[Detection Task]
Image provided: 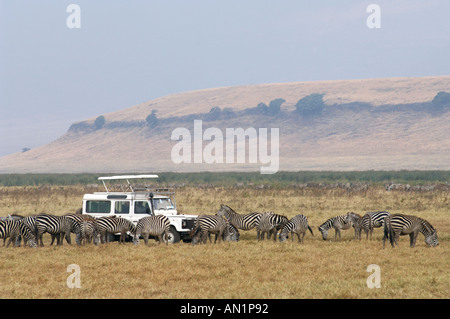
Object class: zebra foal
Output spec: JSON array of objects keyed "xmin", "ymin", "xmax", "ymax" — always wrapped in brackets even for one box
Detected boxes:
[
  {"xmin": 345, "ymin": 212, "xmax": 363, "ymax": 240},
  {"xmin": 383, "ymin": 214, "xmax": 438, "ymax": 248},
  {"xmin": 134, "ymin": 215, "xmax": 170, "ymax": 246},
  {"xmin": 318, "ymin": 214, "xmax": 352, "ymax": 241},
  {"xmin": 279, "ymin": 214, "xmax": 314, "ymax": 243}
]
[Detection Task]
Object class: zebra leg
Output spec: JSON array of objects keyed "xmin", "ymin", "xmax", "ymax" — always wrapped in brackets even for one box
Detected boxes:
[
  {"xmin": 143, "ymin": 233, "xmax": 149, "ymax": 246},
  {"xmin": 163, "ymin": 231, "xmax": 169, "ymax": 245},
  {"xmin": 410, "ymin": 230, "xmax": 419, "ymax": 248},
  {"xmin": 6, "ymin": 235, "xmax": 16, "ymax": 248}
]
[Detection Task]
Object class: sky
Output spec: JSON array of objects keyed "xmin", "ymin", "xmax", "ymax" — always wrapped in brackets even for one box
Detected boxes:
[{"xmin": 0, "ymin": 0, "xmax": 449, "ymax": 157}]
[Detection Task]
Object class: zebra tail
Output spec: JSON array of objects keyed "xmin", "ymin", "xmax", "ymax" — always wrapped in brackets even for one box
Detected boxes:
[{"xmin": 308, "ymin": 226, "xmax": 314, "ymax": 236}]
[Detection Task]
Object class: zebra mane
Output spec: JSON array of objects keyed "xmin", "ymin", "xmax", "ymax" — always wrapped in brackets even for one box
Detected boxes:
[
  {"xmin": 420, "ymin": 217, "xmax": 435, "ymax": 234},
  {"xmin": 219, "ymin": 204, "xmax": 238, "ymax": 215}
]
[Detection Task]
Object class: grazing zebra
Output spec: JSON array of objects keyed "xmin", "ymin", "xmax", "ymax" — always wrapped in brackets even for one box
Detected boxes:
[
  {"xmin": 134, "ymin": 215, "xmax": 171, "ymax": 246},
  {"xmin": 216, "ymin": 204, "xmax": 262, "ymax": 231},
  {"xmin": 96, "ymin": 216, "xmax": 136, "ymax": 244},
  {"xmin": 190, "ymin": 215, "xmax": 229, "ymax": 244},
  {"xmin": 0, "ymin": 220, "xmax": 37, "ymax": 248},
  {"xmin": 318, "ymin": 214, "xmax": 352, "ymax": 241},
  {"xmin": 256, "ymin": 212, "xmax": 289, "ymax": 241},
  {"xmin": 79, "ymin": 217, "xmax": 99, "ymax": 245},
  {"xmin": 360, "ymin": 211, "xmax": 390, "ymax": 240},
  {"xmin": 345, "ymin": 212, "xmax": 364, "ymax": 240},
  {"xmin": 383, "ymin": 214, "xmax": 438, "ymax": 248},
  {"xmin": 35, "ymin": 214, "xmax": 75, "ymax": 246},
  {"xmin": 279, "ymin": 214, "xmax": 314, "ymax": 243},
  {"xmin": 192, "ymin": 222, "xmax": 240, "ymax": 245}
]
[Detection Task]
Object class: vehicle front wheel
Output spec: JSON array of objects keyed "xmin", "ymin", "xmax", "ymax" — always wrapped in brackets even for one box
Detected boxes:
[{"xmin": 167, "ymin": 226, "xmax": 181, "ymax": 244}]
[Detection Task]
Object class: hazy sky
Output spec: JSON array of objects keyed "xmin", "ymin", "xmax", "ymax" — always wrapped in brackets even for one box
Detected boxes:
[{"xmin": 1, "ymin": 0, "xmax": 449, "ymax": 157}]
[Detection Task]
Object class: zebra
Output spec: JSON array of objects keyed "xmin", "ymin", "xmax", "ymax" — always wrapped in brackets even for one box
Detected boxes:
[
  {"xmin": 134, "ymin": 215, "xmax": 171, "ymax": 246},
  {"xmin": 383, "ymin": 214, "xmax": 438, "ymax": 248},
  {"xmin": 0, "ymin": 220, "xmax": 37, "ymax": 248},
  {"xmin": 79, "ymin": 217, "xmax": 99, "ymax": 245},
  {"xmin": 345, "ymin": 212, "xmax": 364, "ymax": 240},
  {"xmin": 318, "ymin": 214, "xmax": 353, "ymax": 241},
  {"xmin": 279, "ymin": 214, "xmax": 314, "ymax": 243},
  {"xmin": 190, "ymin": 215, "xmax": 229, "ymax": 244},
  {"xmin": 256, "ymin": 212, "xmax": 289, "ymax": 241},
  {"xmin": 216, "ymin": 204, "xmax": 262, "ymax": 231},
  {"xmin": 96, "ymin": 216, "xmax": 136, "ymax": 244},
  {"xmin": 360, "ymin": 211, "xmax": 390, "ymax": 240},
  {"xmin": 35, "ymin": 214, "xmax": 76, "ymax": 246},
  {"xmin": 191, "ymin": 221, "xmax": 240, "ymax": 245}
]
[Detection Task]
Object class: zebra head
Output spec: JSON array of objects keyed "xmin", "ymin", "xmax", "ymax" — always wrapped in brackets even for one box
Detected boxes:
[
  {"xmin": 278, "ymin": 229, "xmax": 288, "ymax": 242},
  {"xmin": 318, "ymin": 226, "xmax": 328, "ymax": 240},
  {"xmin": 425, "ymin": 229, "xmax": 439, "ymax": 247},
  {"xmin": 27, "ymin": 237, "xmax": 38, "ymax": 248}
]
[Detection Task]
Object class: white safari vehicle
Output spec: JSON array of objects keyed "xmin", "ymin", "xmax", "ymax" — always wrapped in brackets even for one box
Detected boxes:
[{"xmin": 81, "ymin": 175, "xmax": 197, "ymax": 243}]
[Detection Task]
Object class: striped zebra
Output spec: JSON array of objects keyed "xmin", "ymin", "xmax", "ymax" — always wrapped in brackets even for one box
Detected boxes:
[
  {"xmin": 79, "ymin": 217, "xmax": 99, "ymax": 246},
  {"xmin": 345, "ymin": 212, "xmax": 364, "ymax": 240},
  {"xmin": 361, "ymin": 211, "xmax": 390, "ymax": 240},
  {"xmin": 0, "ymin": 220, "xmax": 37, "ymax": 248},
  {"xmin": 383, "ymin": 214, "xmax": 438, "ymax": 248},
  {"xmin": 35, "ymin": 214, "xmax": 76, "ymax": 246},
  {"xmin": 256, "ymin": 212, "xmax": 289, "ymax": 241},
  {"xmin": 318, "ymin": 214, "xmax": 352, "ymax": 241},
  {"xmin": 279, "ymin": 214, "xmax": 314, "ymax": 243},
  {"xmin": 192, "ymin": 222, "xmax": 240, "ymax": 245},
  {"xmin": 134, "ymin": 215, "xmax": 171, "ymax": 246},
  {"xmin": 190, "ymin": 215, "xmax": 229, "ymax": 244},
  {"xmin": 96, "ymin": 216, "xmax": 136, "ymax": 244},
  {"xmin": 216, "ymin": 204, "xmax": 262, "ymax": 231}
]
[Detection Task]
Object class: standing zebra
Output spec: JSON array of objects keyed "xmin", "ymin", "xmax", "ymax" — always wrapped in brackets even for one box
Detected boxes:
[
  {"xmin": 345, "ymin": 212, "xmax": 363, "ymax": 240},
  {"xmin": 256, "ymin": 212, "xmax": 289, "ymax": 241},
  {"xmin": 0, "ymin": 220, "xmax": 37, "ymax": 248},
  {"xmin": 190, "ymin": 215, "xmax": 229, "ymax": 244},
  {"xmin": 216, "ymin": 204, "xmax": 262, "ymax": 231},
  {"xmin": 96, "ymin": 216, "xmax": 136, "ymax": 244},
  {"xmin": 134, "ymin": 215, "xmax": 171, "ymax": 246},
  {"xmin": 383, "ymin": 214, "xmax": 438, "ymax": 248},
  {"xmin": 279, "ymin": 214, "xmax": 314, "ymax": 243},
  {"xmin": 361, "ymin": 211, "xmax": 390, "ymax": 240},
  {"xmin": 79, "ymin": 217, "xmax": 99, "ymax": 245},
  {"xmin": 318, "ymin": 214, "xmax": 352, "ymax": 241},
  {"xmin": 35, "ymin": 214, "xmax": 76, "ymax": 246}
]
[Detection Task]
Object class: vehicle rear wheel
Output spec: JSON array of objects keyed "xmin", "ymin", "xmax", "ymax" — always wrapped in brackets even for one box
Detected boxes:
[{"xmin": 167, "ymin": 226, "xmax": 181, "ymax": 244}]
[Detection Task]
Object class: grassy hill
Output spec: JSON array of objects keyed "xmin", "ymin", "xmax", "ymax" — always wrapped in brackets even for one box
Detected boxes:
[{"xmin": 1, "ymin": 76, "xmax": 449, "ymax": 173}]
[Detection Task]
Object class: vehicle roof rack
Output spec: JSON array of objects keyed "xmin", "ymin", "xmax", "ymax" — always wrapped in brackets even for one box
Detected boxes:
[{"xmin": 98, "ymin": 174, "xmax": 159, "ymax": 193}]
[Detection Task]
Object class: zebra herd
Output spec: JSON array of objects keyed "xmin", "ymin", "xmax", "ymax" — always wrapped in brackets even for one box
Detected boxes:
[
  {"xmin": 0, "ymin": 213, "xmax": 173, "ymax": 247},
  {"xmin": 0, "ymin": 205, "xmax": 439, "ymax": 248},
  {"xmin": 191, "ymin": 205, "xmax": 439, "ymax": 248}
]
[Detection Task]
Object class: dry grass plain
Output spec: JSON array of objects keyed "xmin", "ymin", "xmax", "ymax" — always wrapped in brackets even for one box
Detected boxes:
[{"xmin": 0, "ymin": 185, "xmax": 449, "ymax": 299}]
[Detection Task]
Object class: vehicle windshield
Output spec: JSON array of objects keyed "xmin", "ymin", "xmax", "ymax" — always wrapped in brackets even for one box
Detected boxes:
[{"xmin": 153, "ymin": 198, "xmax": 175, "ymax": 210}]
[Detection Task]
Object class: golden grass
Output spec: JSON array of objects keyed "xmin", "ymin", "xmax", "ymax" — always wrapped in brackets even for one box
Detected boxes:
[{"xmin": 0, "ymin": 185, "xmax": 449, "ymax": 299}]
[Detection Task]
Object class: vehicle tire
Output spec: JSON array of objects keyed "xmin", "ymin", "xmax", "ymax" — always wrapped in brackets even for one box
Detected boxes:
[{"xmin": 167, "ymin": 226, "xmax": 181, "ymax": 244}]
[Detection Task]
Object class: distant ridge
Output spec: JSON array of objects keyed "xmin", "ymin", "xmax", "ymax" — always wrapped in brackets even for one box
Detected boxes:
[{"xmin": 1, "ymin": 76, "xmax": 449, "ymax": 173}]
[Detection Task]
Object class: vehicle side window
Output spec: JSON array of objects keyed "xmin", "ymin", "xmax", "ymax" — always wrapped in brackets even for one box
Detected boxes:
[
  {"xmin": 135, "ymin": 201, "xmax": 150, "ymax": 214},
  {"xmin": 115, "ymin": 201, "xmax": 130, "ymax": 214},
  {"xmin": 86, "ymin": 201, "xmax": 111, "ymax": 214}
]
